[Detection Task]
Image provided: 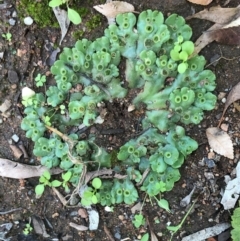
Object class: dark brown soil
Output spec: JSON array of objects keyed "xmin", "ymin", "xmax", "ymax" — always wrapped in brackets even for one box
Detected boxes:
[{"xmin": 0, "ymin": 0, "xmax": 239, "ymax": 240}]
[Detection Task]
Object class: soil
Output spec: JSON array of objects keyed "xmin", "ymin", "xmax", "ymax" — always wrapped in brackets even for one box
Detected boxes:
[{"xmin": 0, "ymin": 0, "xmax": 240, "ymax": 241}]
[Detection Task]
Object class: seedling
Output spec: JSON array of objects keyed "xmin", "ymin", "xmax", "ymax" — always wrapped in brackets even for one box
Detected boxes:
[
  {"xmin": 141, "ymin": 233, "xmax": 149, "ymax": 241},
  {"xmin": 23, "ymin": 222, "xmax": 33, "ymax": 235},
  {"xmin": 2, "ymin": 32, "xmax": 12, "ymax": 42},
  {"xmin": 61, "ymin": 171, "xmax": 72, "ymax": 193},
  {"xmin": 81, "ymin": 178, "xmax": 102, "ymax": 206},
  {"xmin": 133, "ymin": 213, "xmax": 146, "ymax": 228},
  {"xmin": 35, "ymin": 73, "xmax": 46, "ymax": 87},
  {"xmin": 35, "ymin": 171, "xmax": 62, "ymax": 198},
  {"xmin": 167, "ymin": 198, "xmax": 197, "ymax": 241}
]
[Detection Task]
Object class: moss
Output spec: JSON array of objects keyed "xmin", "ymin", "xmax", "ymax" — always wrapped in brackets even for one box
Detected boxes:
[
  {"xmin": 16, "ymin": 0, "xmax": 58, "ymax": 28},
  {"xmin": 72, "ymin": 30, "xmax": 85, "ymax": 40},
  {"xmin": 86, "ymin": 14, "xmax": 102, "ymax": 31}
]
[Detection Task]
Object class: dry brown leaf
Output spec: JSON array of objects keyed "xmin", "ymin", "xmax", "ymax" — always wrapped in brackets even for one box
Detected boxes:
[
  {"xmin": 188, "ymin": 5, "xmax": 240, "ymax": 55},
  {"xmin": 206, "ymin": 127, "xmax": 234, "ymax": 159},
  {"xmin": 93, "ymin": 1, "xmax": 134, "ymax": 18},
  {"xmin": 186, "ymin": 6, "xmax": 240, "ymax": 24},
  {"xmin": 187, "ymin": 0, "xmax": 213, "ymax": 5},
  {"xmin": 233, "ymin": 102, "xmax": 240, "ymax": 112},
  {"xmin": 218, "ymin": 82, "xmax": 240, "ymax": 126}
]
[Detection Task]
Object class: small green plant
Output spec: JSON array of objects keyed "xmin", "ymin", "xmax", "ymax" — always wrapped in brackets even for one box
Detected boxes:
[
  {"xmin": 167, "ymin": 198, "xmax": 197, "ymax": 241},
  {"xmin": 35, "ymin": 171, "xmax": 62, "ymax": 198},
  {"xmin": 35, "ymin": 73, "xmax": 47, "ymax": 87},
  {"xmin": 81, "ymin": 178, "xmax": 102, "ymax": 206},
  {"xmin": 141, "ymin": 233, "xmax": 149, "ymax": 241},
  {"xmin": 2, "ymin": 32, "xmax": 12, "ymax": 42},
  {"xmin": 49, "ymin": 0, "xmax": 81, "ymax": 25},
  {"xmin": 133, "ymin": 213, "xmax": 146, "ymax": 228},
  {"xmin": 23, "ymin": 222, "xmax": 33, "ymax": 235},
  {"xmin": 61, "ymin": 171, "xmax": 72, "ymax": 193},
  {"xmin": 231, "ymin": 206, "xmax": 240, "ymax": 241}
]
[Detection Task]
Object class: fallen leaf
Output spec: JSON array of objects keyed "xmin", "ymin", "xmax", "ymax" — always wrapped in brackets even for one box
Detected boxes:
[
  {"xmin": 93, "ymin": 1, "xmax": 134, "ymax": 19},
  {"xmin": 187, "ymin": 0, "xmax": 213, "ymax": 5},
  {"xmin": 182, "ymin": 223, "xmax": 231, "ymax": 241},
  {"xmin": 186, "ymin": 6, "xmax": 240, "ymax": 24},
  {"xmin": 187, "ymin": 5, "xmax": 240, "ymax": 55},
  {"xmin": 221, "ymin": 162, "xmax": 240, "ymax": 209},
  {"xmin": 52, "ymin": 7, "xmax": 70, "ymax": 45},
  {"xmin": 146, "ymin": 216, "xmax": 158, "ymax": 241},
  {"xmin": 32, "ymin": 216, "xmax": 50, "ymax": 238},
  {"xmin": 218, "ymin": 81, "xmax": 240, "ymax": 126},
  {"xmin": 69, "ymin": 222, "xmax": 88, "ymax": 231},
  {"xmin": 206, "ymin": 127, "xmax": 234, "ymax": 159},
  {"xmin": 233, "ymin": 102, "xmax": 240, "ymax": 112}
]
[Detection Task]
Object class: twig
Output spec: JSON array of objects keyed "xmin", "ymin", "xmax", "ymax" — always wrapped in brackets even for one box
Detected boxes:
[
  {"xmin": 104, "ymin": 224, "xmax": 115, "ymax": 241},
  {"xmin": 0, "ymin": 208, "xmax": 22, "ymax": 215},
  {"xmin": 205, "ymin": 46, "xmax": 240, "ymax": 68}
]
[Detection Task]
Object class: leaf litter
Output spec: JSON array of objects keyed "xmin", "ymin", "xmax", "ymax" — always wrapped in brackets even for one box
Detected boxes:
[
  {"xmin": 187, "ymin": 5, "xmax": 240, "ymax": 55},
  {"xmin": 205, "ymin": 80, "xmax": 240, "ymax": 159},
  {"xmin": 206, "ymin": 127, "xmax": 234, "ymax": 159}
]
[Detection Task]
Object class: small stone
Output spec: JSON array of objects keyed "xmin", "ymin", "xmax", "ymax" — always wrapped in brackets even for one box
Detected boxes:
[
  {"xmin": 11, "ymin": 84, "xmax": 17, "ymax": 90},
  {"xmin": 11, "ymin": 134, "xmax": 19, "ymax": 142},
  {"xmin": 217, "ymin": 92, "xmax": 226, "ymax": 100},
  {"xmin": 221, "ymin": 97, "xmax": 226, "ymax": 103},
  {"xmin": 221, "ymin": 123, "xmax": 229, "ymax": 132},
  {"xmin": 114, "ymin": 232, "xmax": 121, "ymax": 239},
  {"xmin": 8, "ymin": 70, "xmax": 19, "ymax": 83},
  {"xmin": 208, "ymin": 151, "xmax": 215, "ymax": 159},
  {"xmin": 24, "ymin": 16, "xmax": 33, "ymax": 25},
  {"xmin": 0, "ymin": 119, "xmax": 3, "ymax": 124},
  {"xmin": 118, "ymin": 215, "xmax": 124, "ymax": 221},
  {"xmin": 12, "ymin": 11, "xmax": 17, "ymax": 18},
  {"xmin": 0, "ymin": 99, "xmax": 11, "ymax": 113},
  {"xmin": 128, "ymin": 104, "xmax": 135, "ymax": 112},
  {"xmin": 52, "ymin": 213, "xmax": 59, "ymax": 218},
  {"xmin": 9, "ymin": 18, "xmax": 16, "ymax": 25}
]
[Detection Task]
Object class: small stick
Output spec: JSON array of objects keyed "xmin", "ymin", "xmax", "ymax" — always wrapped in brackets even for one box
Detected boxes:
[
  {"xmin": 0, "ymin": 208, "xmax": 22, "ymax": 215},
  {"xmin": 103, "ymin": 224, "xmax": 115, "ymax": 241}
]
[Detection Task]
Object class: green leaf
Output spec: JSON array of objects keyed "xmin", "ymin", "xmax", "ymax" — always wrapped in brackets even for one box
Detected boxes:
[
  {"xmin": 43, "ymin": 171, "xmax": 51, "ymax": 180},
  {"xmin": 51, "ymin": 180, "xmax": 62, "ymax": 187},
  {"xmin": 92, "ymin": 178, "xmax": 102, "ymax": 189},
  {"xmin": 62, "ymin": 171, "xmax": 72, "ymax": 182},
  {"xmin": 68, "ymin": 8, "xmax": 81, "ymax": 25},
  {"xmin": 91, "ymin": 195, "xmax": 98, "ymax": 204},
  {"xmin": 35, "ymin": 184, "xmax": 45, "ymax": 196},
  {"xmin": 157, "ymin": 199, "xmax": 171, "ymax": 213},
  {"xmin": 140, "ymin": 233, "xmax": 149, "ymax": 241},
  {"xmin": 49, "ymin": 0, "xmax": 63, "ymax": 7},
  {"xmin": 167, "ymin": 225, "xmax": 181, "ymax": 232},
  {"xmin": 178, "ymin": 62, "xmax": 188, "ymax": 74}
]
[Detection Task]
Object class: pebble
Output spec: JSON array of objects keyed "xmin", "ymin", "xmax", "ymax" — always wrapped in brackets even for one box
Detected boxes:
[
  {"xmin": 9, "ymin": 18, "xmax": 16, "ymax": 25},
  {"xmin": 220, "ymin": 123, "xmax": 229, "ymax": 132},
  {"xmin": 0, "ymin": 99, "xmax": 11, "ymax": 113},
  {"xmin": 24, "ymin": 16, "xmax": 33, "ymax": 25},
  {"xmin": 0, "ymin": 119, "xmax": 2, "ymax": 124},
  {"xmin": 11, "ymin": 84, "xmax": 17, "ymax": 90},
  {"xmin": 217, "ymin": 92, "xmax": 226, "ymax": 100},
  {"xmin": 12, "ymin": 11, "xmax": 17, "ymax": 18},
  {"xmin": 204, "ymin": 158, "xmax": 216, "ymax": 168},
  {"xmin": 8, "ymin": 70, "xmax": 19, "ymax": 83},
  {"xmin": 114, "ymin": 232, "xmax": 121, "ymax": 239},
  {"xmin": 11, "ymin": 134, "xmax": 19, "ymax": 142},
  {"xmin": 221, "ymin": 97, "xmax": 226, "ymax": 103}
]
